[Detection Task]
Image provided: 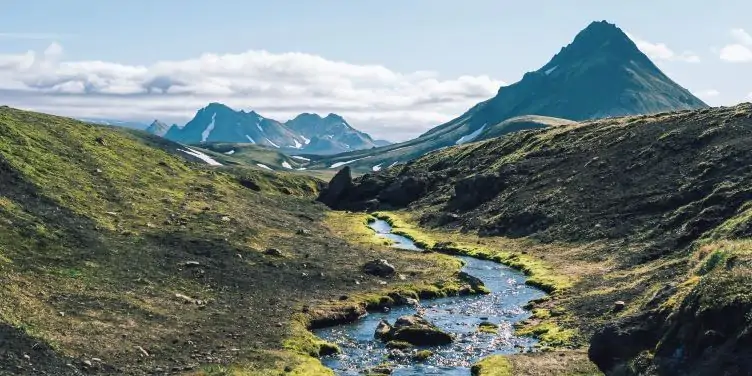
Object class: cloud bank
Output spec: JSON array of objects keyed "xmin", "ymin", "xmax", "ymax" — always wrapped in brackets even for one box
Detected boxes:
[
  {"xmin": 0, "ymin": 43, "xmax": 506, "ymax": 141},
  {"xmin": 720, "ymin": 28, "xmax": 752, "ymax": 63}
]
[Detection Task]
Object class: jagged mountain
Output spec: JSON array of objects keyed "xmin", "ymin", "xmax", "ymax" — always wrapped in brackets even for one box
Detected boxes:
[
  {"xmin": 310, "ymin": 20, "xmax": 708, "ymax": 172},
  {"xmin": 162, "ymin": 103, "xmax": 385, "ymax": 155},
  {"xmin": 286, "ymin": 113, "xmax": 382, "ymax": 154},
  {"xmin": 145, "ymin": 119, "xmax": 172, "ymax": 137},
  {"xmin": 164, "ymin": 103, "xmax": 306, "ymax": 149}
]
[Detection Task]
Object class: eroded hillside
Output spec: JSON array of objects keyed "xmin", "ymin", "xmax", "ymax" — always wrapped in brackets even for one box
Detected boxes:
[{"xmin": 319, "ymin": 103, "xmax": 752, "ymax": 375}]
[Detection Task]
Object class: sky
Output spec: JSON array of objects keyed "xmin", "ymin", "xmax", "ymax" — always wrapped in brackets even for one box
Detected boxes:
[{"xmin": 1, "ymin": 0, "xmax": 751, "ymax": 141}]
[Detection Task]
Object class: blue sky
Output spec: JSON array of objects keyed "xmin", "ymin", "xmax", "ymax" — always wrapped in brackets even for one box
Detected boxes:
[{"xmin": 1, "ymin": 0, "xmax": 751, "ymax": 140}]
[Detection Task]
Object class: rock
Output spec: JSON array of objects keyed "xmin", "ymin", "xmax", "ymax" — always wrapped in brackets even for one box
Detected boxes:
[
  {"xmin": 264, "ymin": 248, "xmax": 284, "ymax": 257},
  {"xmin": 182, "ymin": 261, "xmax": 201, "ymax": 267},
  {"xmin": 588, "ymin": 311, "xmax": 662, "ymax": 372},
  {"xmin": 296, "ymin": 229, "xmax": 311, "ymax": 236},
  {"xmin": 458, "ymin": 271, "xmax": 485, "ymax": 289},
  {"xmin": 366, "ymin": 364, "xmax": 394, "ymax": 375},
  {"xmin": 613, "ymin": 300, "xmax": 626, "ymax": 312},
  {"xmin": 374, "ymin": 319, "xmax": 393, "ymax": 340},
  {"xmin": 413, "ymin": 350, "xmax": 433, "ymax": 361},
  {"xmin": 316, "ymin": 166, "xmax": 353, "ymax": 208},
  {"xmin": 478, "ymin": 321, "xmax": 499, "ymax": 333},
  {"xmin": 385, "ymin": 340, "xmax": 413, "ymax": 349},
  {"xmin": 82, "ymin": 360, "xmax": 92, "ymax": 367},
  {"xmin": 388, "ymin": 315, "xmax": 453, "ymax": 346},
  {"xmin": 363, "ymin": 259, "xmax": 396, "ymax": 277}
]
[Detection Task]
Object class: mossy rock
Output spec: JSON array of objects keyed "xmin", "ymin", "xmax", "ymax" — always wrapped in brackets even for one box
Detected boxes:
[{"xmin": 413, "ymin": 350, "xmax": 433, "ymax": 361}]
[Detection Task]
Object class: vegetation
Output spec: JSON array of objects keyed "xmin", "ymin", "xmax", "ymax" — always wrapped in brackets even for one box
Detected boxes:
[{"xmin": 0, "ymin": 107, "xmax": 477, "ymax": 375}]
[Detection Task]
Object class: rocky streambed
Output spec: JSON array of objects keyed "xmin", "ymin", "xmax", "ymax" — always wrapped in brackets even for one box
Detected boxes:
[{"xmin": 314, "ymin": 219, "xmax": 546, "ymax": 375}]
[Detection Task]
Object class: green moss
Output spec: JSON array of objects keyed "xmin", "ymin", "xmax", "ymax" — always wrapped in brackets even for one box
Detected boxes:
[
  {"xmin": 283, "ymin": 314, "xmax": 341, "ymax": 358},
  {"xmin": 386, "ymin": 340, "xmax": 413, "ymax": 349},
  {"xmin": 516, "ymin": 322, "xmax": 578, "ymax": 348},
  {"xmin": 696, "ymin": 249, "xmax": 729, "ymax": 275},
  {"xmin": 471, "ymin": 355, "xmax": 513, "ymax": 376},
  {"xmin": 414, "ymin": 350, "xmax": 433, "ymax": 361}
]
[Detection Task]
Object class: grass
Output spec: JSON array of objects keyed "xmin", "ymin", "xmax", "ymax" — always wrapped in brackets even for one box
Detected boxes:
[
  {"xmin": 0, "ymin": 107, "xmax": 497, "ymax": 375},
  {"xmin": 472, "ymin": 351, "xmax": 603, "ymax": 376}
]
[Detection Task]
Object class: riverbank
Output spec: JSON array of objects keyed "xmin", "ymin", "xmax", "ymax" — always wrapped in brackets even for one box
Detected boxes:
[
  {"xmin": 366, "ymin": 211, "xmax": 604, "ymax": 373},
  {"xmin": 315, "ymin": 219, "xmax": 546, "ymax": 374}
]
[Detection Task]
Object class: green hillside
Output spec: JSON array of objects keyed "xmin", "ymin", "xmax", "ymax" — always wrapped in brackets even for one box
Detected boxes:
[
  {"xmin": 0, "ymin": 107, "xmax": 468, "ymax": 375},
  {"xmin": 318, "ymin": 103, "xmax": 752, "ymax": 375}
]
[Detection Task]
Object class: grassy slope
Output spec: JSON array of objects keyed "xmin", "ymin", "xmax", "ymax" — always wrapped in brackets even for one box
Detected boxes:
[
  {"xmin": 0, "ymin": 107, "xmax": 469, "ymax": 375},
  {"xmin": 322, "ymin": 104, "xmax": 752, "ymax": 375}
]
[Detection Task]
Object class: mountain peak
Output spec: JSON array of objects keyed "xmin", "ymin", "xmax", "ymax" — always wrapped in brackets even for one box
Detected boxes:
[{"xmin": 324, "ymin": 113, "xmax": 344, "ymax": 121}]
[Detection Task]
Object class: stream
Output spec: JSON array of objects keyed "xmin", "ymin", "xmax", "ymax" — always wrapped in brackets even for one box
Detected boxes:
[{"xmin": 314, "ymin": 220, "xmax": 546, "ymax": 375}]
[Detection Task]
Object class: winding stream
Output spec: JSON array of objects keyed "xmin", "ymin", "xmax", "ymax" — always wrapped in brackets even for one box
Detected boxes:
[{"xmin": 314, "ymin": 220, "xmax": 546, "ymax": 375}]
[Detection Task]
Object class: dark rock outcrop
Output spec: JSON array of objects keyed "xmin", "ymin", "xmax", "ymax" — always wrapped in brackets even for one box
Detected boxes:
[
  {"xmin": 316, "ymin": 167, "xmax": 353, "ymax": 208},
  {"xmin": 362, "ymin": 259, "xmax": 396, "ymax": 278},
  {"xmin": 373, "ymin": 315, "xmax": 453, "ymax": 347}
]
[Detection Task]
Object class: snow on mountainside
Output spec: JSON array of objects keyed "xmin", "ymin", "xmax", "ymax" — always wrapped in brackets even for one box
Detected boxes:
[{"xmin": 161, "ymin": 103, "xmax": 385, "ymax": 155}]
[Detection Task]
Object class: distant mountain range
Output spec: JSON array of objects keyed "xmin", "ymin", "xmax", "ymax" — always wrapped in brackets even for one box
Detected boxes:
[
  {"xmin": 148, "ymin": 103, "xmax": 389, "ymax": 155},
  {"xmin": 308, "ymin": 20, "xmax": 709, "ymax": 172},
  {"xmin": 78, "ymin": 118, "xmax": 149, "ymax": 130}
]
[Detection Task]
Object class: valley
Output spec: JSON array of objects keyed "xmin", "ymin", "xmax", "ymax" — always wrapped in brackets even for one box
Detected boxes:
[{"xmin": 1, "ymin": 14, "xmax": 750, "ymax": 376}]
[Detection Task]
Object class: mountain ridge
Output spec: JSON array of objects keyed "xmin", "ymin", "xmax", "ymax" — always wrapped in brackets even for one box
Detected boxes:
[
  {"xmin": 155, "ymin": 103, "xmax": 387, "ymax": 155},
  {"xmin": 310, "ymin": 20, "xmax": 708, "ymax": 172}
]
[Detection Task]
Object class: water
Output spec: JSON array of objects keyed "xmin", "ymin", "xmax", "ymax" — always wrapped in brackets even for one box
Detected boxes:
[{"xmin": 314, "ymin": 220, "xmax": 546, "ymax": 375}]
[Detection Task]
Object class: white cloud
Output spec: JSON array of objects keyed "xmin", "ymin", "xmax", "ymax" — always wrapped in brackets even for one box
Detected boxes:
[
  {"xmin": 730, "ymin": 29, "xmax": 752, "ymax": 45},
  {"xmin": 0, "ymin": 43, "xmax": 506, "ymax": 141},
  {"xmin": 626, "ymin": 32, "xmax": 700, "ymax": 63},
  {"xmin": 747, "ymin": 92, "xmax": 752, "ymax": 101},
  {"xmin": 720, "ymin": 28, "xmax": 752, "ymax": 63}
]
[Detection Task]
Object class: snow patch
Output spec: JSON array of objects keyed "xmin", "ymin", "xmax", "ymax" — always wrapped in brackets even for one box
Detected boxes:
[
  {"xmin": 224, "ymin": 150, "xmax": 235, "ymax": 155},
  {"xmin": 256, "ymin": 124, "xmax": 264, "ymax": 132},
  {"xmin": 290, "ymin": 156, "xmax": 310, "ymax": 162},
  {"xmin": 301, "ymin": 135, "xmax": 310, "ymax": 145},
  {"xmin": 372, "ymin": 164, "xmax": 382, "ymax": 172},
  {"xmin": 292, "ymin": 139, "xmax": 303, "ymax": 149},
  {"xmin": 545, "ymin": 66, "xmax": 558, "ymax": 75},
  {"xmin": 330, "ymin": 157, "xmax": 368, "ymax": 169},
  {"xmin": 282, "ymin": 161, "xmax": 292, "ymax": 169},
  {"xmin": 455, "ymin": 123, "xmax": 487, "ymax": 145},
  {"xmin": 245, "ymin": 135, "xmax": 255, "ymax": 143},
  {"xmin": 200, "ymin": 113, "xmax": 217, "ymax": 143},
  {"xmin": 388, "ymin": 161, "xmax": 400, "ymax": 168},
  {"xmin": 296, "ymin": 167, "xmax": 307, "ymax": 171},
  {"xmin": 178, "ymin": 147, "xmax": 223, "ymax": 166},
  {"xmin": 256, "ymin": 163, "xmax": 273, "ymax": 171},
  {"xmin": 266, "ymin": 138, "xmax": 280, "ymax": 148}
]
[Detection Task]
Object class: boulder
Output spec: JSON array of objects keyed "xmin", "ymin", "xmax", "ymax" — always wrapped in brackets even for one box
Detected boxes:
[
  {"xmin": 264, "ymin": 248, "xmax": 284, "ymax": 257},
  {"xmin": 374, "ymin": 319, "xmax": 393, "ymax": 340},
  {"xmin": 363, "ymin": 259, "xmax": 396, "ymax": 277},
  {"xmin": 317, "ymin": 166, "xmax": 353, "ymax": 208},
  {"xmin": 388, "ymin": 315, "xmax": 453, "ymax": 346}
]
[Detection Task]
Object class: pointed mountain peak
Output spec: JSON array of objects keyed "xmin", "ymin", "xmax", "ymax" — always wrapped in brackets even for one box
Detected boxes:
[
  {"xmin": 324, "ymin": 113, "xmax": 344, "ymax": 121},
  {"xmin": 203, "ymin": 102, "xmax": 234, "ymax": 112}
]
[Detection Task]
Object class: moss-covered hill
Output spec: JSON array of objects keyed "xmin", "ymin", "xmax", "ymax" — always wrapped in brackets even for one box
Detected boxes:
[
  {"xmin": 0, "ymin": 107, "xmax": 469, "ymax": 375},
  {"xmin": 319, "ymin": 103, "xmax": 752, "ymax": 375}
]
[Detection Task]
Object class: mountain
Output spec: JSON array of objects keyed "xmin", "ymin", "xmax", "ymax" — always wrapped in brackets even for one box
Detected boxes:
[
  {"xmin": 161, "ymin": 103, "xmax": 385, "ymax": 155},
  {"xmin": 318, "ymin": 103, "xmax": 752, "ymax": 375},
  {"xmin": 285, "ymin": 113, "xmax": 381, "ymax": 154},
  {"xmin": 78, "ymin": 117, "xmax": 148, "ymax": 130},
  {"xmin": 164, "ymin": 102, "xmax": 306, "ymax": 149},
  {"xmin": 309, "ymin": 20, "xmax": 708, "ymax": 172},
  {"xmin": 145, "ymin": 119, "xmax": 172, "ymax": 136}
]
